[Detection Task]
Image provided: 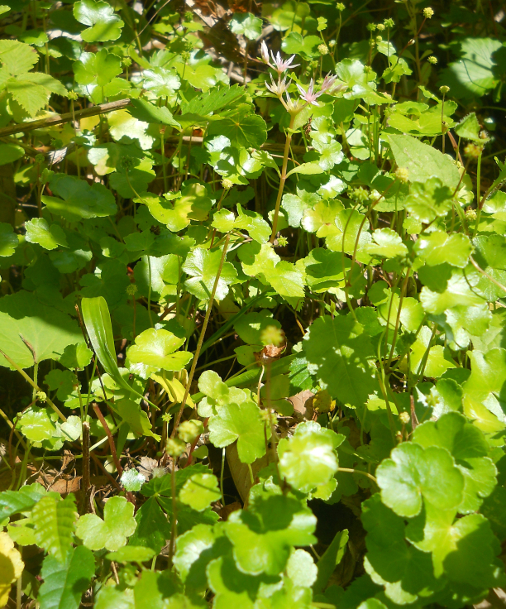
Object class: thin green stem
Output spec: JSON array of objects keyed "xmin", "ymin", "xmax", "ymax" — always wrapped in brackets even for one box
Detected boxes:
[
  {"xmin": 171, "ymin": 235, "xmax": 232, "ymax": 437},
  {"xmin": 270, "ymin": 113, "xmax": 297, "ymax": 243}
]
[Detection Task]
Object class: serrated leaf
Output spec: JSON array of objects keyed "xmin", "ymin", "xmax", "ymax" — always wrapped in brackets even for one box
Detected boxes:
[
  {"xmin": 76, "ymin": 496, "xmax": 136, "ymax": 551},
  {"xmin": 7, "ymin": 72, "xmax": 67, "ymax": 117},
  {"xmin": 181, "ymin": 84, "xmax": 246, "ymax": 116},
  {"xmin": 38, "ymin": 546, "xmax": 94, "ymax": 609},
  {"xmin": 32, "ymin": 495, "xmax": 77, "ymax": 563},
  {"xmin": 0, "ymin": 40, "xmax": 37, "ymax": 73},
  {"xmin": 0, "ymin": 484, "xmax": 47, "ymax": 520},
  {"xmin": 455, "ymin": 113, "xmax": 483, "ymax": 142},
  {"xmin": 128, "ymin": 496, "xmax": 171, "ymax": 554}
]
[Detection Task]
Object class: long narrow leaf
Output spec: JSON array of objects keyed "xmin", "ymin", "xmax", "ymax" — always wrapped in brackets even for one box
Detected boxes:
[{"xmin": 81, "ymin": 296, "xmax": 142, "ymax": 399}]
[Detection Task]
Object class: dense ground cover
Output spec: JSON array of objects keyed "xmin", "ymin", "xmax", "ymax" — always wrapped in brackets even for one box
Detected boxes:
[{"xmin": 0, "ymin": 0, "xmax": 506, "ymax": 607}]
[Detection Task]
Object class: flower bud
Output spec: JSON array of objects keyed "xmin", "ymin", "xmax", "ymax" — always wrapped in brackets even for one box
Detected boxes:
[
  {"xmin": 399, "ymin": 411, "xmax": 410, "ymax": 425},
  {"xmin": 464, "ymin": 143, "xmax": 483, "ymax": 159},
  {"xmin": 178, "ymin": 420, "xmax": 204, "ymax": 443},
  {"xmin": 428, "ymin": 56, "xmax": 437, "ymax": 64},
  {"xmin": 395, "ymin": 167, "xmax": 409, "ymax": 184},
  {"xmin": 423, "ymin": 7, "xmax": 434, "ymax": 18},
  {"xmin": 166, "ymin": 437, "xmax": 186, "ymax": 457}
]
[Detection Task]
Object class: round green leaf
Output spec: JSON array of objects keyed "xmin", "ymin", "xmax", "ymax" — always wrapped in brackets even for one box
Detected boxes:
[
  {"xmin": 278, "ymin": 421, "xmax": 343, "ymax": 493},
  {"xmin": 179, "ymin": 473, "xmax": 221, "ymax": 512},
  {"xmin": 127, "ymin": 328, "xmax": 192, "ymax": 372},
  {"xmin": 25, "ymin": 218, "xmax": 68, "ymax": 251},
  {"xmin": 73, "ymin": 0, "xmax": 124, "ymax": 42},
  {"xmin": 76, "ymin": 496, "xmax": 136, "ymax": 551},
  {"xmin": 376, "ymin": 442, "xmax": 465, "ymax": 517},
  {"xmin": 0, "ymin": 223, "xmax": 18, "ymax": 257}
]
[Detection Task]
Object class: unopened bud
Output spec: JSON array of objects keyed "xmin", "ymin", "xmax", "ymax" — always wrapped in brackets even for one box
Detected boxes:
[
  {"xmin": 166, "ymin": 437, "xmax": 186, "ymax": 457},
  {"xmin": 423, "ymin": 7, "xmax": 434, "ymax": 18},
  {"xmin": 395, "ymin": 167, "xmax": 410, "ymax": 184},
  {"xmin": 399, "ymin": 411, "xmax": 410, "ymax": 425},
  {"xmin": 464, "ymin": 143, "xmax": 483, "ymax": 159},
  {"xmin": 178, "ymin": 420, "xmax": 204, "ymax": 443}
]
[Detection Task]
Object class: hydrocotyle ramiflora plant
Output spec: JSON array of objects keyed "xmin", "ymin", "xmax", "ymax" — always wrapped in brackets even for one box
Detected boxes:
[{"xmin": 0, "ymin": 0, "xmax": 505, "ymax": 608}]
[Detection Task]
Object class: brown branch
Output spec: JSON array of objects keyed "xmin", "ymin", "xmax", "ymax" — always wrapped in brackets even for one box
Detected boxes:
[
  {"xmin": 0, "ymin": 99, "xmax": 131, "ymax": 137},
  {"xmin": 92, "ymin": 403, "xmax": 122, "ymax": 477}
]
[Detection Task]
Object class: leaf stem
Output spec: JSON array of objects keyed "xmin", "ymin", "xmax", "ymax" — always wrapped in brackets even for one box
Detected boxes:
[
  {"xmin": 270, "ymin": 114, "xmax": 296, "ymax": 243},
  {"xmin": 0, "ymin": 348, "xmax": 67, "ymax": 422},
  {"xmin": 171, "ymin": 234, "xmax": 232, "ymax": 437}
]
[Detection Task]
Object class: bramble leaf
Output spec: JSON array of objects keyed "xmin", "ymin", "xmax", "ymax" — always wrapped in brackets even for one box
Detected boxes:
[
  {"xmin": 32, "ymin": 495, "xmax": 77, "ymax": 563},
  {"xmin": 38, "ymin": 546, "xmax": 94, "ymax": 609}
]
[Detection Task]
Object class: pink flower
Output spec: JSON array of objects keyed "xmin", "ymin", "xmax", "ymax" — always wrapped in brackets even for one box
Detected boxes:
[
  {"xmin": 260, "ymin": 40, "xmax": 299, "ymax": 74},
  {"xmin": 296, "ymin": 79, "xmax": 321, "ymax": 106},
  {"xmin": 296, "ymin": 75, "xmax": 342, "ymax": 106},
  {"xmin": 265, "ymin": 74, "xmax": 289, "ymax": 96}
]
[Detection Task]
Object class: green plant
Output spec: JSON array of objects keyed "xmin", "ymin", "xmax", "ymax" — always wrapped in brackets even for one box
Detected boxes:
[{"xmin": 0, "ymin": 0, "xmax": 505, "ymax": 607}]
